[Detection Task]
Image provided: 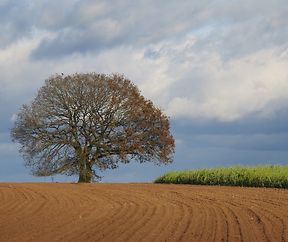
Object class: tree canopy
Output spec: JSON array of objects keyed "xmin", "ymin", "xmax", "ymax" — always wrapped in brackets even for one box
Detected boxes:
[{"xmin": 11, "ymin": 73, "xmax": 175, "ymax": 182}]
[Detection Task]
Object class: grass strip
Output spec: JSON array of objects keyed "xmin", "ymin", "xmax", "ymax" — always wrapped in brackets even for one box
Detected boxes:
[{"xmin": 154, "ymin": 165, "xmax": 288, "ymax": 188}]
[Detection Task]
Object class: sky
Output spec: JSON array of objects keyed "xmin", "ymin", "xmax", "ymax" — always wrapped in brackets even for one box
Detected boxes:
[{"xmin": 0, "ymin": 0, "xmax": 288, "ymax": 182}]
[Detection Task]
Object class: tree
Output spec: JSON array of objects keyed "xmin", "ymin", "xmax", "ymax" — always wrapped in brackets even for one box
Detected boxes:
[{"xmin": 11, "ymin": 73, "xmax": 175, "ymax": 182}]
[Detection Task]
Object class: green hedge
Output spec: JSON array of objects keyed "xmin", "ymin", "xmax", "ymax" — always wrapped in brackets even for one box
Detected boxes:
[{"xmin": 154, "ymin": 165, "xmax": 288, "ymax": 188}]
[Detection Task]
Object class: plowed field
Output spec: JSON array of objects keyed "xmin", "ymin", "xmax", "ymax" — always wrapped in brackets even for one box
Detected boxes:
[{"xmin": 0, "ymin": 183, "xmax": 287, "ymax": 242}]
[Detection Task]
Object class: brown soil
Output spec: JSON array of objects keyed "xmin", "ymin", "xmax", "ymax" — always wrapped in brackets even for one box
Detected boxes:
[{"xmin": 0, "ymin": 183, "xmax": 287, "ymax": 242}]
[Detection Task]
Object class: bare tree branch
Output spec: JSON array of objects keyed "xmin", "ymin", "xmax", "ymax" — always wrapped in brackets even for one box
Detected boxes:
[{"xmin": 11, "ymin": 73, "xmax": 175, "ymax": 182}]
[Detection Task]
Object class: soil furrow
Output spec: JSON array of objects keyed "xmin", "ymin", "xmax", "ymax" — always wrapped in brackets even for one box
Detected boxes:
[{"xmin": 0, "ymin": 183, "xmax": 287, "ymax": 242}]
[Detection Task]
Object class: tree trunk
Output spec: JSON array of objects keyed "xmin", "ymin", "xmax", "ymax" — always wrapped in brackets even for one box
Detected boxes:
[{"xmin": 78, "ymin": 161, "xmax": 92, "ymax": 183}]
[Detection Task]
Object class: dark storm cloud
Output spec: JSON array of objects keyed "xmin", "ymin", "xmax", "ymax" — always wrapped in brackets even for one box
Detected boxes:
[
  {"xmin": 170, "ymin": 109, "xmax": 288, "ymax": 161},
  {"xmin": 171, "ymin": 108, "xmax": 288, "ymax": 136},
  {"xmin": 169, "ymin": 114, "xmax": 288, "ymax": 170}
]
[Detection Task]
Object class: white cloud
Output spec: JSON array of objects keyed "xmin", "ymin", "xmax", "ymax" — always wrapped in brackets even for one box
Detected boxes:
[
  {"xmin": 163, "ymin": 44, "xmax": 288, "ymax": 121},
  {"xmin": 1, "ymin": 0, "xmax": 288, "ymax": 123},
  {"xmin": 0, "ymin": 31, "xmax": 46, "ymax": 63},
  {"xmin": 1, "ymin": 32, "xmax": 288, "ymax": 123}
]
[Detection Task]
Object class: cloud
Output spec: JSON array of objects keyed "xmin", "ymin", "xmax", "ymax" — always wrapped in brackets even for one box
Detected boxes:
[
  {"xmin": 1, "ymin": 0, "xmax": 288, "ymax": 182},
  {"xmin": 184, "ymin": 133, "xmax": 288, "ymax": 151},
  {"xmin": 2, "ymin": 34, "xmax": 288, "ymax": 124},
  {"xmin": 1, "ymin": 0, "xmax": 288, "ymax": 123},
  {"xmin": 165, "ymin": 46, "xmax": 288, "ymax": 121},
  {"xmin": 19, "ymin": 0, "xmax": 284, "ymax": 59},
  {"xmin": 1, "ymin": 0, "xmax": 287, "ymax": 57}
]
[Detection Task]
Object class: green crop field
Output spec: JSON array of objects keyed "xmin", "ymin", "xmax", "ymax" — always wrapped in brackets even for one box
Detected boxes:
[{"xmin": 154, "ymin": 165, "xmax": 288, "ymax": 188}]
